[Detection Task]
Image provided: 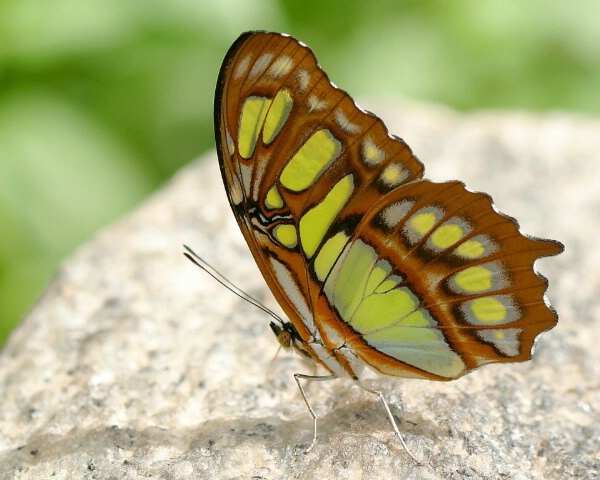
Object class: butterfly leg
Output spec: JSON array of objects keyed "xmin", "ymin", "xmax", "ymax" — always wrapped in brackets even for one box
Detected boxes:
[
  {"xmin": 356, "ymin": 382, "xmax": 423, "ymax": 465},
  {"xmin": 293, "ymin": 373, "xmax": 337, "ymax": 454}
]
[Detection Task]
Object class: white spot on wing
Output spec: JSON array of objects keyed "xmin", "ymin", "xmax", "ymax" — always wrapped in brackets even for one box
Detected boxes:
[
  {"xmin": 268, "ymin": 56, "xmax": 293, "ymax": 78},
  {"xmin": 239, "ymin": 162, "xmax": 252, "ymax": 197},
  {"xmin": 362, "ymin": 138, "xmax": 385, "ymax": 166},
  {"xmin": 297, "ymin": 69, "xmax": 310, "ymax": 92},
  {"xmin": 230, "ymin": 174, "xmax": 243, "ymax": 205},
  {"xmin": 379, "ymin": 163, "xmax": 408, "ymax": 188},
  {"xmin": 249, "ymin": 53, "xmax": 273, "ymax": 80},
  {"xmin": 234, "ymin": 55, "xmax": 251, "ymax": 79},
  {"xmin": 308, "ymin": 95, "xmax": 327, "ymax": 112},
  {"xmin": 334, "ymin": 111, "xmax": 360, "ymax": 135},
  {"xmin": 476, "ymin": 328, "xmax": 521, "ymax": 357},
  {"xmin": 379, "ymin": 200, "xmax": 415, "ymax": 230}
]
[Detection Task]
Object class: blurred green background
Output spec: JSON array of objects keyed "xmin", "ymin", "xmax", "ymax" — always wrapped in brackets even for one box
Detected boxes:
[{"xmin": 1, "ymin": 0, "xmax": 599, "ymax": 347}]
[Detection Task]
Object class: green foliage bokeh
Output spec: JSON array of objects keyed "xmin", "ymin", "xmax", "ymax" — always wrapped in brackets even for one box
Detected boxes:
[{"xmin": 1, "ymin": 0, "xmax": 598, "ymax": 346}]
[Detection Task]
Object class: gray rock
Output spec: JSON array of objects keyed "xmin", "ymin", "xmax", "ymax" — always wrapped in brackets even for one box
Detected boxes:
[{"xmin": 1, "ymin": 102, "xmax": 598, "ymax": 479}]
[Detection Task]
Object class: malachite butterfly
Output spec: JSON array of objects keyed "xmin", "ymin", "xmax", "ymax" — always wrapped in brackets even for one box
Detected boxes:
[{"xmin": 209, "ymin": 31, "xmax": 563, "ymax": 460}]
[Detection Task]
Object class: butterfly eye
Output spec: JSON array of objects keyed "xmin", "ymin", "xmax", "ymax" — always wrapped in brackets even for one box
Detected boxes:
[{"xmin": 213, "ymin": 30, "xmax": 563, "ymax": 459}]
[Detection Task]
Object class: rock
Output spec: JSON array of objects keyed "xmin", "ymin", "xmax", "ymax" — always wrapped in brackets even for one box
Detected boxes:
[{"xmin": 0, "ymin": 102, "xmax": 598, "ymax": 479}]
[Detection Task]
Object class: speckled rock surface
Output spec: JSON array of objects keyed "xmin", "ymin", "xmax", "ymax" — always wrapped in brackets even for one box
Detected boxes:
[{"xmin": 0, "ymin": 103, "xmax": 598, "ymax": 479}]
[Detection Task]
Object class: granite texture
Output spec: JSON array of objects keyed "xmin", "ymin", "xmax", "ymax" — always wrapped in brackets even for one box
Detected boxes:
[{"xmin": 0, "ymin": 102, "xmax": 598, "ymax": 479}]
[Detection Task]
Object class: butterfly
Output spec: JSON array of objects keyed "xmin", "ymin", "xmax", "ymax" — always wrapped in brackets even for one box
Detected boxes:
[{"xmin": 209, "ymin": 30, "xmax": 563, "ymax": 461}]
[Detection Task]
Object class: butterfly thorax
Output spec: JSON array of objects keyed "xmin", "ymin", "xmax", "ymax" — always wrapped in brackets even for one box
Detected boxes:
[{"xmin": 269, "ymin": 319, "xmax": 366, "ymax": 380}]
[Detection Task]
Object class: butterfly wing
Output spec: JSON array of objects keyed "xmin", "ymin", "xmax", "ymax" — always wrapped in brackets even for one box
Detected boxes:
[{"xmin": 215, "ymin": 31, "xmax": 563, "ymax": 380}]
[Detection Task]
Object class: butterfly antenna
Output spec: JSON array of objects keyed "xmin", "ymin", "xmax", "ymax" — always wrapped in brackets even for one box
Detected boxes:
[{"xmin": 183, "ymin": 245, "xmax": 285, "ymax": 325}]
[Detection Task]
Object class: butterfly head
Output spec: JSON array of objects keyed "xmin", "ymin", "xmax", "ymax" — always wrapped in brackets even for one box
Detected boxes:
[
  {"xmin": 270, "ymin": 321, "xmax": 315, "ymax": 361},
  {"xmin": 270, "ymin": 321, "xmax": 292, "ymax": 348}
]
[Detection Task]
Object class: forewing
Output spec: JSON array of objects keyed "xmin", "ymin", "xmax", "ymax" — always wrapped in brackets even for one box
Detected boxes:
[{"xmin": 215, "ymin": 31, "xmax": 424, "ymax": 341}]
